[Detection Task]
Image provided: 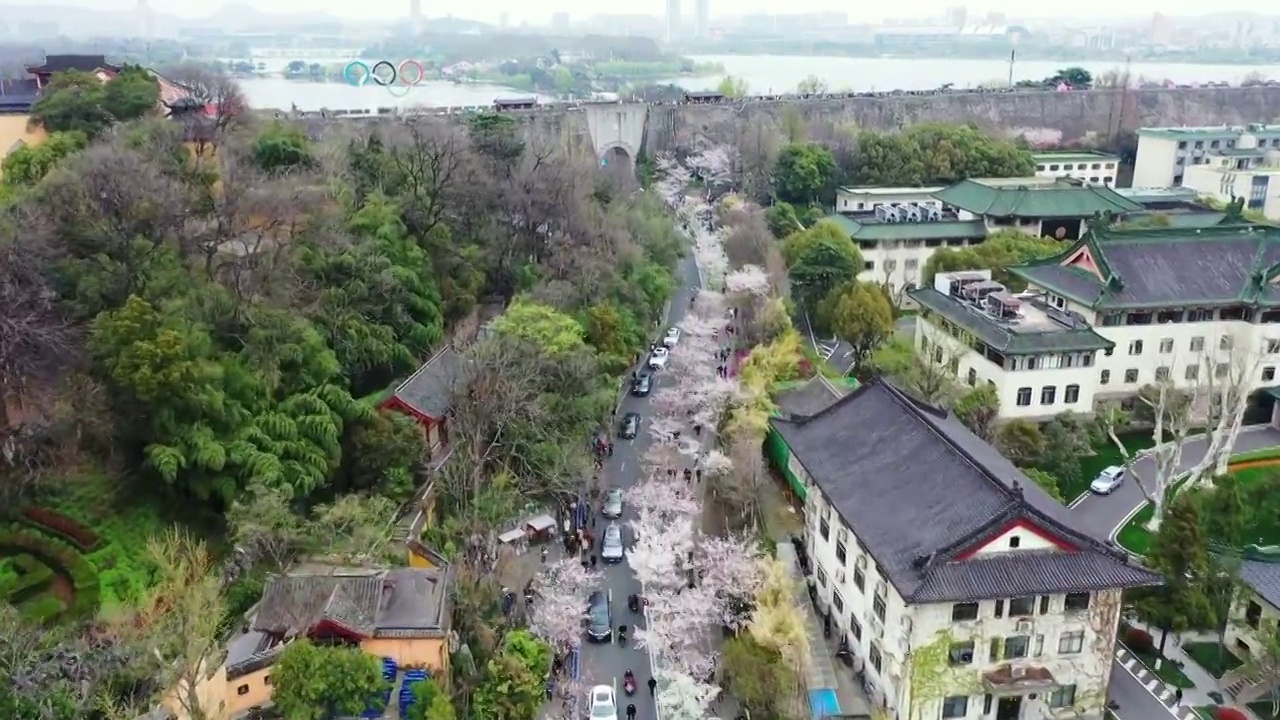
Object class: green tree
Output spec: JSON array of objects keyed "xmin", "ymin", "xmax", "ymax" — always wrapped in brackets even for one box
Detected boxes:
[
  {"xmin": 953, "ymin": 384, "xmax": 999, "ymax": 440},
  {"xmin": 849, "ymin": 124, "xmax": 1036, "ymax": 187},
  {"xmin": 472, "ymin": 629, "xmax": 553, "ymax": 720},
  {"xmin": 1048, "ymin": 67, "xmax": 1093, "ymax": 87},
  {"xmin": 271, "ymin": 639, "xmax": 391, "ymax": 720},
  {"xmin": 871, "ymin": 335, "xmax": 957, "ymax": 406},
  {"xmin": 0, "ymin": 131, "xmax": 87, "ymax": 189},
  {"xmin": 337, "ymin": 410, "xmax": 422, "ymax": 498},
  {"xmin": 1037, "ymin": 413, "xmax": 1095, "ymax": 489},
  {"xmin": 491, "ymin": 297, "xmax": 587, "ymax": 355},
  {"xmin": 716, "ymin": 75, "xmax": 749, "ymax": 98},
  {"xmin": 720, "ymin": 635, "xmax": 802, "ymax": 720},
  {"xmin": 783, "ymin": 221, "xmax": 863, "ymax": 319},
  {"xmin": 821, "ymin": 281, "xmax": 893, "ymax": 378},
  {"xmin": 407, "ymin": 678, "xmax": 457, "ymax": 720},
  {"xmin": 31, "ymin": 67, "xmax": 159, "ymax": 137},
  {"xmin": 1021, "ymin": 467, "xmax": 1064, "ymax": 502},
  {"xmin": 993, "ymin": 420, "xmax": 1046, "ymax": 465},
  {"xmin": 765, "ymin": 201, "xmax": 803, "ymax": 238},
  {"xmin": 251, "ymin": 121, "xmax": 315, "ymax": 174},
  {"xmin": 1134, "ymin": 496, "xmax": 1218, "ymax": 652},
  {"xmin": 922, "ymin": 231, "xmax": 1061, "ymax": 291},
  {"xmin": 773, "ymin": 142, "xmax": 837, "ymax": 206},
  {"xmin": 796, "ymin": 74, "xmax": 828, "ymax": 95}
]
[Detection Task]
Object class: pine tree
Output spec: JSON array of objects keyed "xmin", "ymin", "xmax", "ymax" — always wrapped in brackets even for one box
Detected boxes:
[{"xmin": 1133, "ymin": 495, "xmax": 1217, "ymax": 651}]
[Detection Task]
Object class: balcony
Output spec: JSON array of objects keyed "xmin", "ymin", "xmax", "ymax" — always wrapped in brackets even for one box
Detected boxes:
[{"xmin": 982, "ymin": 664, "xmax": 1057, "ymax": 693}]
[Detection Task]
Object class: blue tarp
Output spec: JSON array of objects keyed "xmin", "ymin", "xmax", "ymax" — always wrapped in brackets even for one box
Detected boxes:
[{"xmin": 808, "ymin": 689, "xmax": 840, "ymax": 719}]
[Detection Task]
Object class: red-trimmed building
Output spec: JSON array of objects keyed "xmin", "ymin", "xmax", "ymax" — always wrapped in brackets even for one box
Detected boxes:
[
  {"xmin": 25, "ymin": 54, "xmax": 123, "ymax": 88},
  {"xmin": 771, "ymin": 379, "xmax": 1159, "ymax": 720},
  {"xmin": 382, "ymin": 346, "xmax": 467, "ymax": 458}
]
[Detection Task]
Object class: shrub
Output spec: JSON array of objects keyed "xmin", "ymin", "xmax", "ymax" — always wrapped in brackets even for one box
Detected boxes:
[
  {"xmin": 19, "ymin": 595, "xmax": 66, "ymax": 624},
  {"xmin": 0, "ymin": 554, "xmax": 54, "ymax": 604},
  {"xmin": 1216, "ymin": 708, "xmax": 1247, "ymax": 720},
  {"xmin": 0, "ymin": 523, "xmax": 101, "ymax": 619},
  {"xmin": 21, "ymin": 507, "xmax": 101, "ymax": 552},
  {"xmin": 1124, "ymin": 627, "xmax": 1155, "ymax": 653}
]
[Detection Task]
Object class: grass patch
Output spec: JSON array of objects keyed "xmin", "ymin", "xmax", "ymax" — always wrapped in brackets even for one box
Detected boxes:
[
  {"xmin": 1183, "ymin": 642, "xmax": 1244, "ymax": 678},
  {"xmin": 1192, "ymin": 707, "xmax": 1218, "ymax": 720},
  {"xmin": 1228, "ymin": 447, "xmax": 1280, "ymax": 464},
  {"xmin": 1129, "ymin": 645, "xmax": 1197, "ymax": 688},
  {"xmin": 1251, "ymin": 703, "xmax": 1280, "ymax": 720},
  {"xmin": 1061, "ymin": 431, "xmax": 1159, "ymax": 503}
]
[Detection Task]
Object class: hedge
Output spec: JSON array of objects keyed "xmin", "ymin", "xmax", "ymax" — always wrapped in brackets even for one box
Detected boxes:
[
  {"xmin": 0, "ymin": 554, "xmax": 54, "ymax": 604},
  {"xmin": 0, "ymin": 524, "xmax": 101, "ymax": 619},
  {"xmin": 20, "ymin": 507, "xmax": 102, "ymax": 552},
  {"xmin": 19, "ymin": 595, "xmax": 66, "ymax": 624}
]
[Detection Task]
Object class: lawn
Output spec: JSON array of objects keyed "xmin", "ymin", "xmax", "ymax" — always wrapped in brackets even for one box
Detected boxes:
[
  {"xmin": 1251, "ymin": 702, "xmax": 1280, "ymax": 720},
  {"xmin": 1129, "ymin": 645, "xmax": 1197, "ymax": 688},
  {"xmin": 1063, "ymin": 431, "xmax": 1158, "ymax": 503},
  {"xmin": 1183, "ymin": 641, "xmax": 1244, "ymax": 678},
  {"xmin": 1117, "ymin": 457, "xmax": 1280, "ymax": 557}
]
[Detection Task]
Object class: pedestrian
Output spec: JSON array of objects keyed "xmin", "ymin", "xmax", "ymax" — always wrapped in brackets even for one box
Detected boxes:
[
  {"xmin": 582, "ymin": 558, "xmax": 590, "ymax": 570},
  {"xmin": 591, "ymin": 555, "xmax": 598, "ymax": 568},
  {"xmin": 541, "ymin": 546, "xmax": 549, "ymax": 562},
  {"xmin": 608, "ymin": 442, "xmax": 614, "ymax": 456},
  {"xmin": 591, "ymin": 515, "xmax": 597, "ymax": 528},
  {"xmin": 627, "ymin": 704, "xmax": 637, "ymax": 720},
  {"xmin": 647, "ymin": 677, "xmax": 657, "ymax": 696},
  {"xmin": 694, "ymin": 423, "xmax": 702, "ymax": 437},
  {"xmin": 695, "ymin": 468, "xmax": 702, "ymax": 482},
  {"xmin": 1175, "ymin": 688, "xmax": 1183, "ymax": 705}
]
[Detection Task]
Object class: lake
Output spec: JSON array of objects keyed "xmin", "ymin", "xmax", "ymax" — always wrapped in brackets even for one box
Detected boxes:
[{"xmin": 236, "ymin": 54, "xmax": 1280, "ymax": 111}]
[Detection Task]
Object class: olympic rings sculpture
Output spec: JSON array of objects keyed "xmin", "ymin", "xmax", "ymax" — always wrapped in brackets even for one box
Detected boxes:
[{"xmin": 343, "ymin": 59, "xmax": 427, "ymax": 97}]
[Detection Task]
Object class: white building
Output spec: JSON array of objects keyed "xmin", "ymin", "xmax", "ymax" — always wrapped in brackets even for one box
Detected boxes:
[
  {"xmin": 1030, "ymin": 152, "xmax": 1120, "ymax": 187},
  {"xmin": 771, "ymin": 380, "xmax": 1159, "ymax": 720},
  {"xmin": 1132, "ymin": 123, "xmax": 1280, "ymax": 188},
  {"xmin": 1180, "ymin": 152, "xmax": 1280, "ymax": 221},
  {"xmin": 837, "ymin": 186, "xmax": 946, "ymax": 214},
  {"xmin": 907, "ymin": 222, "xmax": 1280, "ymax": 420}
]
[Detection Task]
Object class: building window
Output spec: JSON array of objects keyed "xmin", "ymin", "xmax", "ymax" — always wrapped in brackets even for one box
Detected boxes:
[
  {"xmin": 833, "ymin": 590, "xmax": 845, "ymax": 614},
  {"xmin": 1065, "ymin": 592, "xmax": 1091, "ymax": 611},
  {"xmin": 994, "ymin": 599, "xmax": 1004, "ymax": 618},
  {"xmin": 1040, "ymin": 386, "xmax": 1056, "ymax": 405},
  {"xmin": 869, "ymin": 643, "xmax": 883, "ymax": 673},
  {"xmin": 1160, "ymin": 338, "xmax": 1174, "ymax": 353},
  {"xmin": 851, "ymin": 615, "xmax": 863, "ymax": 640},
  {"xmin": 1050, "ymin": 685, "xmax": 1077, "ymax": 709},
  {"xmin": 1049, "ymin": 164, "xmax": 1060, "ymax": 171},
  {"xmin": 949, "ymin": 641, "xmax": 976, "ymax": 665},
  {"xmin": 905, "ymin": 258, "xmax": 919, "ymax": 269},
  {"xmin": 1190, "ymin": 336, "xmax": 1205, "ymax": 352},
  {"xmin": 1156, "ymin": 366, "xmax": 1170, "ymax": 381},
  {"xmin": 817, "ymin": 565, "xmax": 828, "ymax": 587},
  {"xmin": 1009, "ymin": 536, "xmax": 1020, "ymax": 548},
  {"xmin": 1247, "ymin": 600, "xmax": 1262, "ymax": 629},
  {"xmin": 1059, "ymin": 630, "xmax": 1085, "ymax": 654},
  {"xmin": 967, "ymin": 368, "xmax": 977, "ymax": 386},
  {"xmin": 864, "ymin": 261, "xmax": 874, "ymax": 271},
  {"xmin": 1016, "ymin": 387, "xmax": 1032, "ymax": 406},
  {"xmin": 237, "ymin": 685, "xmax": 250, "ymax": 696},
  {"xmin": 1186, "ymin": 364, "xmax": 1200, "ymax": 381},
  {"xmin": 984, "ymin": 695, "xmax": 993, "ymax": 715},
  {"xmin": 1124, "ymin": 369, "xmax": 1139, "ymax": 384},
  {"xmin": 873, "ymin": 593, "xmax": 886, "ymax": 621},
  {"xmin": 820, "ymin": 515, "xmax": 830, "ymax": 541},
  {"xmin": 942, "ymin": 696, "xmax": 969, "ymax": 719},
  {"xmin": 853, "ymin": 563, "xmax": 866, "ymax": 592},
  {"xmin": 1039, "ymin": 595, "xmax": 1050, "ymax": 614},
  {"xmin": 1064, "ymin": 384, "xmax": 1080, "ymax": 404},
  {"xmin": 1008, "ymin": 597, "xmax": 1035, "ymax": 616},
  {"xmin": 1128, "ymin": 340, "xmax": 1143, "ymax": 355},
  {"xmin": 1004, "ymin": 635, "xmax": 1030, "ymax": 659},
  {"xmin": 952, "ymin": 602, "xmax": 980, "ymax": 621},
  {"xmin": 885, "ymin": 259, "xmax": 898, "ymax": 271},
  {"xmin": 1221, "ymin": 335, "xmax": 1234, "ymax": 351},
  {"xmin": 1268, "ymin": 339, "xmax": 1280, "ymax": 355},
  {"xmin": 836, "ymin": 537, "xmax": 847, "ymax": 564},
  {"xmin": 1216, "ymin": 363, "xmax": 1229, "ymax": 379},
  {"xmin": 1265, "ymin": 366, "xmax": 1277, "ymax": 383},
  {"xmin": 264, "ymin": 675, "xmax": 272, "ymax": 686}
]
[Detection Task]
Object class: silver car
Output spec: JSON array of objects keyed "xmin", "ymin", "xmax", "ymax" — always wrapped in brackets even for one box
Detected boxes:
[
  {"xmin": 601, "ymin": 523, "xmax": 624, "ymax": 563},
  {"xmin": 602, "ymin": 488, "xmax": 623, "ymax": 518}
]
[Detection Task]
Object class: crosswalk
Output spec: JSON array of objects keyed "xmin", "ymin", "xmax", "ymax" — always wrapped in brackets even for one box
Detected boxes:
[
  {"xmin": 1114, "ymin": 647, "xmax": 1197, "ymax": 720},
  {"xmin": 816, "ymin": 337, "xmax": 842, "ymax": 362}
]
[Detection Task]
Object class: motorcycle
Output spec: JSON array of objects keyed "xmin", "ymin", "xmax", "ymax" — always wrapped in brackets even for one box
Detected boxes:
[
  {"xmin": 618, "ymin": 625, "xmax": 629, "ymax": 646},
  {"xmin": 836, "ymin": 638, "xmax": 853, "ymax": 667},
  {"xmin": 628, "ymin": 594, "xmax": 641, "ymax": 614},
  {"xmin": 624, "ymin": 670, "xmax": 637, "ymax": 696}
]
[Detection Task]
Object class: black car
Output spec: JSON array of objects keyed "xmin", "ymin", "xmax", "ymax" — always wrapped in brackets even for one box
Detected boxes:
[
  {"xmin": 618, "ymin": 412, "xmax": 640, "ymax": 439},
  {"xmin": 585, "ymin": 590, "xmax": 612, "ymax": 642},
  {"xmin": 631, "ymin": 373, "xmax": 653, "ymax": 397}
]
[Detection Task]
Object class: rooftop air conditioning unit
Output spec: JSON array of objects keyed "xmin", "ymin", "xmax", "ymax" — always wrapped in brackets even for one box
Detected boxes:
[
  {"xmin": 874, "ymin": 205, "xmax": 891, "ymax": 222},
  {"xmin": 905, "ymin": 204, "xmax": 923, "ymax": 222},
  {"xmin": 886, "ymin": 206, "xmax": 902, "ymax": 223}
]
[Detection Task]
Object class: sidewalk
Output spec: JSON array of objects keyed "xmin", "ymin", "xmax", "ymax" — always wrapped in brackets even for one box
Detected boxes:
[
  {"xmin": 1117, "ymin": 620, "xmax": 1261, "ymax": 720},
  {"xmin": 778, "ymin": 542, "xmax": 872, "ymax": 719}
]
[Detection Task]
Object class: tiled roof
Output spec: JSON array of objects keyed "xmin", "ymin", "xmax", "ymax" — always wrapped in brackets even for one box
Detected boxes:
[
  {"xmin": 907, "ymin": 287, "xmax": 1114, "ymax": 353},
  {"xmin": 253, "ymin": 566, "xmax": 452, "ymax": 639},
  {"xmin": 828, "ymin": 214, "xmax": 989, "ymax": 242},
  {"xmin": 1013, "ymin": 223, "xmax": 1280, "ymax": 309},
  {"xmin": 392, "ymin": 345, "xmax": 468, "ymax": 419},
  {"xmin": 775, "ymin": 377, "xmax": 855, "ymax": 418},
  {"xmin": 770, "ymin": 379, "xmax": 1159, "ymax": 603},
  {"xmin": 1031, "ymin": 151, "xmax": 1119, "ymax": 163},
  {"xmin": 1117, "ymin": 211, "xmax": 1227, "ymax": 230},
  {"xmin": 1239, "ymin": 558, "xmax": 1280, "ymax": 610},
  {"xmin": 26, "ymin": 54, "xmax": 120, "ymax": 73},
  {"xmin": 933, "ymin": 178, "xmax": 1143, "ymax": 219}
]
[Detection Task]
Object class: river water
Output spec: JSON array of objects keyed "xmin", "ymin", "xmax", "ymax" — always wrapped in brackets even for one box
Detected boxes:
[{"xmin": 236, "ymin": 54, "xmax": 1280, "ymax": 111}]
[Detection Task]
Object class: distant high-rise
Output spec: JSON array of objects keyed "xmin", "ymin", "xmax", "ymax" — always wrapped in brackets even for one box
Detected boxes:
[
  {"xmin": 694, "ymin": 0, "xmax": 710, "ymax": 38},
  {"xmin": 409, "ymin": 0, "xmax": 422, "ymax": 35},
  {"xmin": 945, "ymin": 5, "xmax": 967, "ymax": 28},
  {"xmin": 666, "ymin": 0, "xmax": 681, "ymax": 42}
]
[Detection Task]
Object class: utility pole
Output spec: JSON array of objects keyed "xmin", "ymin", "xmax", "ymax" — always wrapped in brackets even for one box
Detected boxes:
[{"xmin": 1007, "ymin": 49, "xmax": 1016, "ymax": 88}]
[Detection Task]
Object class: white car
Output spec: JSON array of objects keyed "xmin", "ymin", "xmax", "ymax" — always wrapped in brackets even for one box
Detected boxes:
[
  {"xmin": 601, "ymin": 523, "xmax": 625, "ymax": 563},
  {"xmin": 1090, "ymin": 466, "xmax": 1126, "ymax": 495},
  {"xmin": 589, "ymin": 685, "xmax": 618, "ymax": 720},
  {"xmin": 648, "ymin": 346, "xmax": 669, "ymax": 369},
  {"xmin": 663, "ymin": 327, "xmax": 681, "ymax": 347}
]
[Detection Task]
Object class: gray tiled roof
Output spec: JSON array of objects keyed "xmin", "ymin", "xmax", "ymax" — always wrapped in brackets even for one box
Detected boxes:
[
  {"xmin": 1013, "ymin": 223, "xmax": 1280, "ymax": 310},
  {"xmin": 775, "ymin": 377, "xmax": 853, "ymax": 418},
  {"xmin": 1239, "ymin": 559, "xmax": 1280, "ymax": 610},
  {"xmin": 907, "ymin": 287, "xmax": 1114, "ymax": 354},
  {"xmin": 252, "ymin": 567, "xmax": 451, "ymax": 639},
  {"xmin": 770, "ymin": 380, "xmax": 1160, "ymax": 603},
  {"xmin": 392, "ymin": 345, "xmax": 467, "ymax": 419}
]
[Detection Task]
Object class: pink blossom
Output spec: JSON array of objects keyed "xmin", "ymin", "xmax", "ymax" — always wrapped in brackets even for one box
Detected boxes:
[
  {"xmin": 655, "ymin": 668, "xmax": 720, "ymax": 720},
  {"xmin": 629, "ymin": 511, "xmax": 696, "ymax": 592},
  {"xmin": 640, "ymin": 587, "xmax": 720, "ymax": 677},
  {"xmin": 528, "ymin": 558, "xmax": 602, "ymax": 651},
  {"xmin": 726, "ymin": 265, "xmax": 771, "ymax": 296},
  {"xmin": 631, "ymin": 477, "xmax": 702, "ymax": 520},
  {"xmin": 686, "ymin": 146, "xmax": 733, "ymax": 183},
  {"xmin": 700, "ymin": 449, "xmax": 733, "ymax": 476}
]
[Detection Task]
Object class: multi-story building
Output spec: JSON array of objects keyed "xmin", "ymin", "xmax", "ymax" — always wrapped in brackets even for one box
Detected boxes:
[
  {"xmin": 771, "ymin": 380, "xmax": 1159, "ymax": 720},
  {"xmin": 1030, "ymin": 151, "xmax": 1120, "ymax": 187},
  {"xmin": 1180, "ymin": 150, "xmax": 1280, "ymax": 221},
  {"xmin": 907, "ymin": 221, "xmax": 1280, "ymax": 420},
  {"xmin": 1132, "ymin": 124, "xmax": 1280, "ymax": 188},
  {"xmin": 1221, "ymin": 557, "xmax": 1280, "ymax": 705},
  {"xmin": 933, "ymin": 178, "xmax": 1141, "ymax": 242}
]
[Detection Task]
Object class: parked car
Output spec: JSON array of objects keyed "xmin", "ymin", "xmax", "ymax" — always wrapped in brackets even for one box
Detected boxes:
[
  {"xmin": 663, "ymin": 327, "xmax": 681, "ymax": 347},
  {"xmin": 602, "ymin": 488, "xmax": 623, "ymax": 518},
  {"xmin": 602, "ymin": 523, "xmax": 625, "ymax": 563},
  {"xmin": 1090, "ymin": 466, "xmax": 1126, "ymax": 495},
  {"xmin": 589, "ymin": 685, "xmax": 618, "ymax": 720},
  {"xmin": 586, "ymin": 590, "xmax": 612, "ymax": 642},
  {"xmin": 618, "ymin": 412, "xmax": 640, "ymax": 439},
  {"xmin": 648, "ymin": 346, "xmax": 669, "ymax": 369},
  {"xmin": 631, "ymin": 373, "xmax": 653, "ymax": 397}
]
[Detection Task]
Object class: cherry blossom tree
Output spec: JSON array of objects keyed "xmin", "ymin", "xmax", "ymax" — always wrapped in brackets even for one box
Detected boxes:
[
  {"xmin": 630, "ymin": 509, "xmax": 696, "ymax": 592},
  {"xmin": 630, "ymin": 476, "xmax": 702, "ymax": 521},
  {"xmin": 529, "ymin": 558, "xmax": 602, "ymax": 651},
  {"xmin": 638, "ymin": 586, "xmax": 720, "ymax": 677},
  {"xmin": 656, "ymin": 667, "xmax": 721, "ymax": 720},
  {"xmin": 685, "ymin": 146, "xmax": 734, "ymax": 188}
]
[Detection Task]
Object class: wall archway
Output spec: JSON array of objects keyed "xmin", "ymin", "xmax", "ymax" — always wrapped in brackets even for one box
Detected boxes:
[{"xmin": 599, "ymin": 143, "xmax": 634, "ymax": 172}]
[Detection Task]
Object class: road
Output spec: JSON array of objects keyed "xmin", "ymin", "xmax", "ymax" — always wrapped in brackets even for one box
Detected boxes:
[
  {"xmin": 1108, "ymin": 659, "xmax": 1190, "ymax": 720},
  {"xmin": 1070, "ymin": 426, "xmax": 1280, "ymax": 540},
  {"xmin": 576, "ymin": 249, "xmax": 704, "ymax": 720}
]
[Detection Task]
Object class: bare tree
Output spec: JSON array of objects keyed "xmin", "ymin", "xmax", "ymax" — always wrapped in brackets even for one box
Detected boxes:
[
  {"xmin": 733, "ymin": 116, "xmax": 782, "ymax": 202},
  {"xmin": 1097, "ymin": 379, "xmax": 1195, "ymax": 532},
  {"xmin": 162, "ymin": 63, "xmax": 247, "ymax": 132},
  {"xmin": 1186, "ymin": 335, "xmax": 1265, "ymax": 484},
  {"xmin": 386, "ymin": 117, "xmax": 468, "ymax": 237}
]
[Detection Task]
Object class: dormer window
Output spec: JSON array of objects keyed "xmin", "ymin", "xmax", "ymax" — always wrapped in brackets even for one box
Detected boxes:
[
  {"xmin": 1009, "ymin": 596, "xmax": 1036, "ymax": 616},
  {"xmin": 1009, "ymin": 535, "xmax": 1021, "ymax": 548}
]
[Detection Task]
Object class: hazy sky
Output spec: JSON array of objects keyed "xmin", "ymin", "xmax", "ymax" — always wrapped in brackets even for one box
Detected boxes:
[{"xmin": 49, "ymin": 0, "xmax": 1263, "ymax": 24}]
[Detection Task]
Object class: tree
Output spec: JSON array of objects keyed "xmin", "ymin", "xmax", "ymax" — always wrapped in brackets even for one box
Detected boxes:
[
  {"xmin": 953, "ymin": 385, "xmax": 999, "ymax": 440},
  {"xmin": 721, "ymin": 636, "xmax": 803, "ymax": 720},
  {"xmin": 490, "ymin": 296, "xmax": 587, "ymax": 355},
  {"xmin": 251, "ymin": 121, "xmax": 315, "ymax": 174},
  {"xmin": 821, "ymin": 280, "xmax": 894, "ymax": 378},
  {"xmin": 656, "ymin": 668, "xmax": 720, "ymax": 720},
  {"xmin": 472, "ymin": 630, "xmax": 553, "ymax": 720},
  {"xmin": 310, "ymin": 493, "xmax": 400, "ymax": 564},
  {"xmin": 994, "ymin": 420, "xmax": 1046, "ymax": 465},
  {"xmin": 1186, "ymin": 337, "xmax": 1266, "ymax": 483},
  {"xmin": 1097, "ymin": 380, "xmax": 1195, "ymax": 531},
  {"xmin": 1241, "ymin": 607, "xmax": 1280, "ymax": 717},
  {"xmin": 407, "ymin": 678, "xmax": 457, "ymax": 720},
  {"xmin": 922, "ymin": 231, "xmax": 1060, "ymax": 291},
  {"xmin": 226, "ymin": 480, "xmax": 309, "ymax": 569},
  {"xmin": 528, "ymin": 558, "xmax": 601, "ymax": 652},
  {"xmin": 715, "ymin": 75, "xmax": 749, "ymax": 98},
  {"xmin": 847, "ymin": 124, "xmax": 1035, "ymax": 187},
  {"xmin": 1037, "ymin": 413, "xmax": 1095, "ymax": 490},
  {"xmin": 1048, "ymin": 67, "xmax": 1093, "ymax": 88},
  {"xmin": 871, "ymin": 336, "xmax": 957, "ymax": 406},
  {"xmin": 0, "ymin": 131, "xmax": 87, "ymax": 189},
  {"xmin": 271, "ymin": 639, "xmax": 390, "ymax": 720},
  {"xmin": 162, "ymin": 63, "xmax": 247, "ymax": 131},
  {"xmin": 765, "ymin": 202, "xmax": 803, "ymax": 238},
  {"xmin": 1132, "ymin": 496, "xmax": 1217, "ymax": 653},
  {"xmin": 796, "ymin": 75, "xmax": 828, "ymax": 95},
  {"xmin": 31, "ymin": 67, "xmax": 159, "ymax": 138},
  {"xmin": 773, "ymin": 142, "xmax": 837, "ymax": 206},
  {"xmin": 783, "ymin": 221, "xmax": 862, "ymax": 318},
  {"xmin": 1021, "ymin": 467, "xmax": 1064, "ymax": 502}
]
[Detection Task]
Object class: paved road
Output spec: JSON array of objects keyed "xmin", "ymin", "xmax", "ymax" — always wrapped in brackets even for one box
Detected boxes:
[
  {"xmin": 1070, "ymin": 426, "xmax": 1280, "ymax": 540},
  {"xmin": 577, "ymin": 250, "xmax": 704, "ymax": 720},
  {"xmin": 1109, "ymin": 659, "xmax": 1185, "ymax": 720}
]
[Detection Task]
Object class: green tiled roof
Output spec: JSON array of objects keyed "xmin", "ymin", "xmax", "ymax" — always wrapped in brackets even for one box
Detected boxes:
[
  {"xmin": 1138, "ymin": 125, "xmax": 1280, "ymax": 141},
  {"xmin": 1116, "ymin": 211, "xmax": 1227, "ymax": 230},
  {"xmin": 1011, "ymin": 222, "xmax": 1280, "ymax": 310},
  {"xmin": 908, "ymin": 287, "xmax": 1114, "ymax": 354},
  {"xmin": 1031, "ymin": 151, "xmax": 1119, "ymax": 163},
  {"xmin": 828, "ymin": 213, "xmax": 988, "ymax": 242},
  {"xmin": 933, "ymin": 178, "xmax": 1143, "ymax": 219}
]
